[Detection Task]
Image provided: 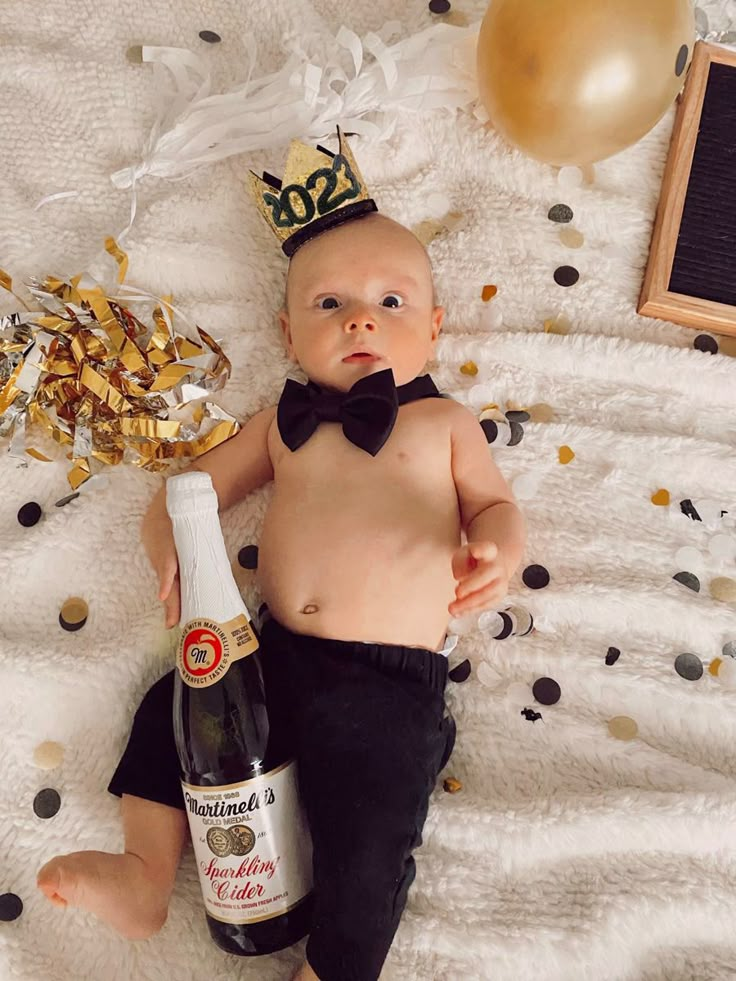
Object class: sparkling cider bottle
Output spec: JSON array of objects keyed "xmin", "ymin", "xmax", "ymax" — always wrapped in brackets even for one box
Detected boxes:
[{"xmin": 166, "ymin": 470, "xmax": 313, "ymax": 955}]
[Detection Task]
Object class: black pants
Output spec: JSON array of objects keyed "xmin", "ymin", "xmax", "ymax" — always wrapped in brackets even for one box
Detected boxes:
[{"xmin": 109, "ymin": 607, "xmax": 457, "ymax": 981}]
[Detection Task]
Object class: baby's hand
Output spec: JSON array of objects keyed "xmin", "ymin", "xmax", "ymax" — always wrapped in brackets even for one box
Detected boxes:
[{"xmin": 449, "ymin": 540, "xmax": 509, "ymax": 617}]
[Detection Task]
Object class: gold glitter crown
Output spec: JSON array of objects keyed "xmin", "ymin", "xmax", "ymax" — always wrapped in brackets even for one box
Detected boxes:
[{"xmin": 247, "ymin": 127, "xmax": 377, "ymax": 257}]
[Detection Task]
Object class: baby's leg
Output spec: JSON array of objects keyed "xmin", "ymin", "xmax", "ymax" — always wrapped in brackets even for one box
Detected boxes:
[
  {"xmin": 37, "ymin": 793, "xmax": 187, "ymax": 940},
  {"xmin": 296, "ymin": 680, "xmax": 453, "ymax": 981}
]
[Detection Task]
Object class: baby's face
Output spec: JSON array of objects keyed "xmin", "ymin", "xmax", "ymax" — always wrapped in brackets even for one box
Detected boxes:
[{"xmin": 279, "ymin": 214, "xmax": 444, "ymax": 392}]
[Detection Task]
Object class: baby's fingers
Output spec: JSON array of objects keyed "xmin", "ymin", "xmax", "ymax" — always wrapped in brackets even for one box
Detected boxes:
[
  {"xmin": 158, "ymin": 564, "xmax": 178, "ymax": 602},
  {"xmin": 449, "ymin": 578, "xmax": 505, "ymax": 616}
]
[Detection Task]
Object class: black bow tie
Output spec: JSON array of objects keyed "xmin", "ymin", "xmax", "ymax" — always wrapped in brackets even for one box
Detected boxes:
[{"xmin": 277, "ymin": 368, "xmax": 442, "ymax": 456}]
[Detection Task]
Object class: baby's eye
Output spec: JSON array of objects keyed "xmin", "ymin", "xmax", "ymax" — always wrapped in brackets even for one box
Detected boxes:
[
  {"xmin": 318, "ymin": 296, "xmax": 340, "ymax": 310},
  {"xmin": 381, "ymin": 294, "xmax": 403, "ymax": 308}
]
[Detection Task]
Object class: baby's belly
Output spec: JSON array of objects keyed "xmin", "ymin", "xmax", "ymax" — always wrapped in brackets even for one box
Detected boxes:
[{"xmin": 256, "ymin": 493, "xmax": 462, "ymax": 652}]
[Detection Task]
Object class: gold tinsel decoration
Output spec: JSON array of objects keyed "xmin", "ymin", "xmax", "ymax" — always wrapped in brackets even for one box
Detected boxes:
[{"xmin": 0, "ymin": 241, "xmax": 239, "ymax": 491}]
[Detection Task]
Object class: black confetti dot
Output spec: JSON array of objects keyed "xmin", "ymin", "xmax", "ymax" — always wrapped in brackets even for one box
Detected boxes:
[
  {"xmin": 199, "ymin": 30, "xmax": 221, "ymax": 43},
  {"xmin": 0, "ymin": 893, "xmax": 23, "ymax": 921},
  {"xmin": 532, "ymin": 677, "xmax": 561, "ymax": 705},
  {"xmin": 238, "ymin": 545, "xmax": 258, "ymax": 570},
  {"xmin": 547, "ymin": 204, "xmax": 573, "ymax": 223},
  {"xmin": 480, "ymin": 419, "xmax": 498, "ymax": 444},
  {"xmin": 553, "ymin": 265, "xmax": 579, "ymax": 287},
  {"xmin": 505, "ymin": 410, "xmax": 530, "ymax": 424},
  {"xmin": 507, "ymin": 421, "xmax": 524, "ymax": 446},
  {"xmin": 54, "ymin": 491, "xmax": 80, "ymax": 508},
  {"xmin": 694, "ymin": 333, "xmax": 718, "ymax": 354},
  {"xmin": 17, "ymin": 502, "xmax": 42, "ymax": 527},
  {"xmin": 33, "ymin": 788, "xmax": 61, "ymax": 819},
  {"xmin": 673, "ymin": 571, "xmax": 700, "ymax": 592},
  {"xmin": 521, "ymin": 707, "xmax": 543, "ymax": 722},
  {"xmin": 493, "ymin": 611, "xmax": 514, "ymax": 640},
  {"xmin": 675, "ymin": 44, "xmax": 689, "ymax": 77},
  {"xmin": 449, "ymin": 658, "xmax": 471, "ymax": 683},
  {"xmin": 675, "ymin": 652, "xmax": 703, "ymax": 681},
  {"xmin": 679, "ymin": 499, "xmax": 702, "ymax": 522},
  {"xmin": 605, "ymin": 646, "xmax": 621, "ymax": 665},
  {"xmin": 507, "ymin": 605, "xmax": 534, "ymax": 636},
  {"xmin": 428, "ymin": 0, "xmax": 451, "ymax": 12},
  {"xmin": 523, "ymin": 564, "xmax": 550, "ymax": 590}
]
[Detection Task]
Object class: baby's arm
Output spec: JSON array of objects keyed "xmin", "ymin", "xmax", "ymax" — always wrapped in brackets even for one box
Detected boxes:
[
  {"xmin": 142, "ymin": 405, "xmax": 277, "ymax": 627},
  {"xmin": 448, "ymin": 401, "xmax": 527, "ymax": 614}
]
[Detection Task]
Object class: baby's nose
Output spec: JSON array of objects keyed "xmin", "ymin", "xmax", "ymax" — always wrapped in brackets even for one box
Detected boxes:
[{"xmin": 343, "ymin": 305, "xmax": 376, "ymax": 330}]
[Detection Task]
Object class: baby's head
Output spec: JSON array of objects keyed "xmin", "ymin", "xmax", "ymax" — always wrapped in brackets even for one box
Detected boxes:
[{"xmin": 279, "ymin": 213, "xmax": 444, "ymax": 393}]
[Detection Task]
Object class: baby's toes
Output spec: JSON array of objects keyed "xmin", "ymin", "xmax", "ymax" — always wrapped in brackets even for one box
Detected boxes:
[{"xmin": 37, "ymin": 858, "xmax": 70, "ymax": 907}]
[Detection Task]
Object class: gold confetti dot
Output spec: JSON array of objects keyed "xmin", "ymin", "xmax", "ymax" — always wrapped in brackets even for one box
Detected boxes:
[
  {"xmin": 559, "ymin": 227, "xmax": 584, "ymax": 249},
  {"xmin": 708, "ymin": 658, "xmax": 722, "ymax": 677},
  {"xmin": 528, "ymin": 403, "xmax": 556, "ymax": 423},
  {"xmin": 126, "ymin": 45, "xmax": 143, "ymax": 64},
  {"xmin": 651, "ymin": 489, "xmax": 670, "ymax": 507},
  {"xmin": 441, "ymin": 9, "xmax": 470, "ymax": 26},
  {"xmin": 710, "ymin": 577, "xmax": 736, "ymax": 604},
  {"xmin": 412, "ymin": 219, "xmax": 444, "ymax": 246},
  {"xmin": 479, "ymin": 406, "xmax": 506, "ymax": 423},
  {"xmin": 460, "ymin": 361, "xmax": 478, "ymax": 376},
  {"xmin": 33, "ymin": 741, "xmax": 64, "ymax": 770},
  {"xmin": 481, "ymin": 285, "xmax": 498, "ymax": 302},
  {"xmin": 444, "ymin": 211, "xmax": 465, "ymax": 230},
  {"xmin": 505, "ymin": 400, "xmax": 528, "ymax": 413},
  {"xmin": 608, "ymin": 716, "xmax": 638, "ymax": 741},
  {"xmin": 59, "ymin": 597, "xmax": 89, "ymax": 630},
  {"xmin": 443, "ymin": 777, "xmax": 462, "ymax": 793},
  {"xmin": 558, "ymin": 445, "xmax": 575, "ymax": 464},
  {"xmin": 543, "ymin": 315, "xmax": 571, "ymax": 335}
]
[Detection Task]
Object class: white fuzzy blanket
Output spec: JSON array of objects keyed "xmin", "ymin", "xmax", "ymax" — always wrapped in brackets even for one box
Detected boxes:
[{"xmin": 2, "ymin": 1, "xmax": 736, "ymax": 979}]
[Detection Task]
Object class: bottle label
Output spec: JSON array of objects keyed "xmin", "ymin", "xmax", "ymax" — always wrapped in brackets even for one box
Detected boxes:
[
  {"xmin": 176, "ymin": 613, "xmax": 260, "ymax": 688},
  {"xmin": 182, "ymin": 760, "xmax": 313, "ymax": 924}
]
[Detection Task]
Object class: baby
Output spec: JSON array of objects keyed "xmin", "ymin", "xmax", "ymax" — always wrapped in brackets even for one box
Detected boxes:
[{"xmin": 37, "ymin": 154, "xmax": 526, "ymax": 980}]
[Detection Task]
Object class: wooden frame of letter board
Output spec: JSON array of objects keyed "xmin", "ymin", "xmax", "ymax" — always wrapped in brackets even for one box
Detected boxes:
[{"xmin": 638, "ymin": 41, "xmax": 736, "ymax": 338}]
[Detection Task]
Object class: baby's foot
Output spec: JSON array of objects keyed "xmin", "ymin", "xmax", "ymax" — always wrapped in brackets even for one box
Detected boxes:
[{"xmin": 37, "ymin": 850, "xmax": 169, "ymax": 941}]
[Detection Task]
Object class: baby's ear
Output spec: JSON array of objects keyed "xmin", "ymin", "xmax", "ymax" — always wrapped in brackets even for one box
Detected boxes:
[
  {"xmin": 431, "ymin": 305, "xmax": 444, "ymax": 344},
  {"xmin": 278, "ymin": 308, "xmax": 297, "ymax": 363}
]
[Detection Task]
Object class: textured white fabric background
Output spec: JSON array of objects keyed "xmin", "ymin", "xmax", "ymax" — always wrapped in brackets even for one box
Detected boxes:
[{"xmin": 2, "ymin": 1, "xmax": 736, "ymax": 979}]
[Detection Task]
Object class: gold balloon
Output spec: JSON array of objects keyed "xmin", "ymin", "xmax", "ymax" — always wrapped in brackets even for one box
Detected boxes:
[{"xmin": 476, "ymin": 0, "xmax": 695, "ymax": 165}]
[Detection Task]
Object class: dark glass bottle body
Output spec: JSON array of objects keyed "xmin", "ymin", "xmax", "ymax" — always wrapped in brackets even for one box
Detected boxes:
[
  {"xmin": 167, "ymin": 471, "xmax": 313, "ymax": 956},
  {"xmin": 173, "ymin": 648, "xmax": 313, "ymax": 955}
]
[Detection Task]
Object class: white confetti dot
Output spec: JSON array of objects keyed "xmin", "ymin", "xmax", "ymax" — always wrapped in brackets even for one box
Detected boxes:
[
  {"xmin": 448, "ymin": 612, "xmax": 479, "ymax": 636},
  {"xmin": 494, "ymin": 420, "xmax": 512, "ymax": 445},
  {"xmin": 717, "ymin": 657, "xmax": 736, "ymax": 690},
  {"xmin": 506, "ymin": 681, "xmax": 531, "ymax": 701},
  {"xmin": 467, "ymin": 384, "xmax": 496, "ymax": 410},
  {"xmin": 478, "ymin": 611, "xmax": 503, "ymax": 634},
  {"xmin": 512, "ymin": 471, "xmax": 542, "ymax": 500},
  {"xmin": 476, "ymin": 661, "xmax": 502, "ymax": 688},
  {"xmin": 424, "ymin": 192, "xmax": 451, "ymax": 218},
  {"xmin": 675, "ymin": 546, "xmax": 705, "ymax": 570},
  {"xmin": 557, "ymin": 166, "xmax": 584, "ymax": 190}
]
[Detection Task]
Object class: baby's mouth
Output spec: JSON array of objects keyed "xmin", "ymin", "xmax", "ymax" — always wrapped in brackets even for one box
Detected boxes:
[{"xmin": 342, "ymin": 353, "xmax": 380, "ymax": 362}]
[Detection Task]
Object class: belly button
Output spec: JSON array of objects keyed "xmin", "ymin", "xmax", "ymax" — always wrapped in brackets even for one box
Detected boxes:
[{"xmin": 302, "ymin": 603, "xmax": 319, "ymax": 615}]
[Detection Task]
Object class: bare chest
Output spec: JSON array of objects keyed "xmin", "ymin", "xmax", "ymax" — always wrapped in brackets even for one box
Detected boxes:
[
  {"xmin": 257, "ymin": 397, "xmax": 462, "ymax": 649},
  {"xmin": 266, "ymin": 396, "xmax": 456, "ymax": 507}
]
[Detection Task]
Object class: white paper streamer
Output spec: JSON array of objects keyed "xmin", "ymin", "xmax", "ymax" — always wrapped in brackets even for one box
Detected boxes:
[{"xmin": 109, "ymin": 20, "xmax": 480, "ymax": 235}]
